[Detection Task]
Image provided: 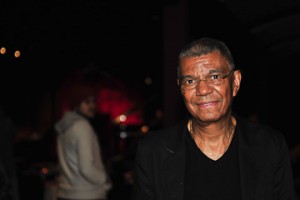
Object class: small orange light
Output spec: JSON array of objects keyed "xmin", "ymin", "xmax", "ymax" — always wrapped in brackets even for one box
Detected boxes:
[
  {"xmin": 41, "ymin": 167, "xmax": 48, "ymax": 174},
  {"xmin": 141, "ymin": 125, "xmax": 149, "ymax": 134},
  {"xmin": 14, "ymin": 50, "xmax": 21, "ymax": 58},
  {"xmin": 0, "ymin": 47, "xmax": 6, "ymax": 54}
]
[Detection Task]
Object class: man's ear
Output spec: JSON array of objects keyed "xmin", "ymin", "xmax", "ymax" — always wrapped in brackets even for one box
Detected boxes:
[{"xmin": 232, "ymin": 69, "xmax": 241, "ymax": 97}]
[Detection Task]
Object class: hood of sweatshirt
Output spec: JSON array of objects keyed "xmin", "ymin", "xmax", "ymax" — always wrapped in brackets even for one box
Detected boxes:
[{"xmin": 55, "ymin": 111, "xmax": 84, "ymax": 134}]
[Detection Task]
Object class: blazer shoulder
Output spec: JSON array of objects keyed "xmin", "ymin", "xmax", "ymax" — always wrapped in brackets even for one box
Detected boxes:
[
  {"xmin": 138, "ymin": 118, "xmax": 188, "ymax": 147},
  {"xmin": 236, "ymin": 115, "xmax": 286, "ymax": 145}
]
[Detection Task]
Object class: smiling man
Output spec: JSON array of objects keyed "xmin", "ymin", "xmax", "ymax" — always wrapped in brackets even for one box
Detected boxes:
[{"xmin": 132, "ymin": 37, "xmax": 297, "ymax": 200}]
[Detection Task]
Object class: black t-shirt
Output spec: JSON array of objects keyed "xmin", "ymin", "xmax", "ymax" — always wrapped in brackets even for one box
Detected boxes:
[{"xmin": 184, "ymin": 129, "xmax": 241, "ymax": 200}]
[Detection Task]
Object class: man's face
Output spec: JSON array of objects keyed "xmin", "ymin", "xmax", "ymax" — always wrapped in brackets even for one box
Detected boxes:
[
  {"xmin": 78, "ymin": 96, "xmax": 97, "ymax": 118},
  {"xmin": 178, "ymin": 51, "xmax": 241, "ymax": 123}
]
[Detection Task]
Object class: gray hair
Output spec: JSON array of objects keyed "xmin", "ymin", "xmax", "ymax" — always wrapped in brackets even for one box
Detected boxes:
[{"xmin": 178, "ymin": 37, "xmax": 235, "ymax": 76}]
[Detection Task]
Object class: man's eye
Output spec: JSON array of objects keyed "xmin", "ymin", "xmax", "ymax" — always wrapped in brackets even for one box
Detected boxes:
[
  {"xmin": 211, "ymin": 74, "xmax": 220, "ymax": 80},
  {"xmin": 186, "ymin": 79, "xmax": 195, "ymax": 84}
]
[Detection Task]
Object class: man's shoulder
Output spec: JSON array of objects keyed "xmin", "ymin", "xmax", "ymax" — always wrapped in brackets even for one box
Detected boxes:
[
  {"xmin": 138, "ymin": 118, "xmax": 188, "ymax": 146},
  {"xmin": 236, "ymin": 114, "xmax": 285, "ymax": 143}
]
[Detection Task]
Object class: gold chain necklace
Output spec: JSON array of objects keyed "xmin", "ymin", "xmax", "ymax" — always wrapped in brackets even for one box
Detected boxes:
[{"xmin": 188, "ymin": 119, "xmax": 234, "ymax": 160}]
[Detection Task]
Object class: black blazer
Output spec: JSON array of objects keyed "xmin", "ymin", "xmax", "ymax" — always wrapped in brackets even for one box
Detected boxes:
[{"xmin": 132, "ymin": 115, "xmax": 297, "ymax": 200}]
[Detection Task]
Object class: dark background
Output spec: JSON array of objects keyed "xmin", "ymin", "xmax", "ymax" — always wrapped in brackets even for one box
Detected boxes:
[
  {"xmin": 1, "ymin": 0, "xmax": 300, "ymax": 143},
  {"xmin": 1, "ymin": 0, "xmax": 300, "ymax": 199}
]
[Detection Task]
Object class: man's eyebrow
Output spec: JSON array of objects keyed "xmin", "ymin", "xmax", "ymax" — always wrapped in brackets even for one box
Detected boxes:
[
  {"xmin": 179, "ymin": 68, "xmax": 226, "ymax": 79},
  {"xmin": 208, "ymin": 69, "xmax": 225, "ymax": 74},
  {"xmin": 179, "ymin": 75, "xmax": 193, "ymax": 80}
]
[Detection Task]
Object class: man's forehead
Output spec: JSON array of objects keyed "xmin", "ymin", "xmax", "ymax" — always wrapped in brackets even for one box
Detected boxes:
[
  {"xmin": 181, "ymin": 60, "xmax": 226, "ymax": 70},
  {"xmin": 180, "ymin": 56, "xmax": 227, "ymax": 70}
]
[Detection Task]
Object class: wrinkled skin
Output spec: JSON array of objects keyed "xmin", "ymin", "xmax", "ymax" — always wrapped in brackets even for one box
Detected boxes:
[{"xmin": 178, "ymin": 51, "xmax": 241, "ymax": 129}]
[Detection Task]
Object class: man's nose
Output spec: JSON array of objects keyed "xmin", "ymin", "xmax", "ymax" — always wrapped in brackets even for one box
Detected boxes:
[{"xmin": 195, "ymin": 79, "xmax": 213, "ymax": 96}]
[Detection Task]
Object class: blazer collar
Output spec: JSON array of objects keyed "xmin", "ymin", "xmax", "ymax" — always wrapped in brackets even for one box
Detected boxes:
[
  {"xmin": 162, "ymin": 117, "xmax": 188, "ymax": 200},
  {"xmin": 236, "ymin": 115, "xmax": 261, "ymax": 200}
]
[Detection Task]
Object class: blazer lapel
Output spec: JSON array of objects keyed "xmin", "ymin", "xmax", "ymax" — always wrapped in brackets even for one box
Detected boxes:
[
  {"xmin": 162, "ymin": 120, "xmax": 187, "ymax": 200},
  {"xmin": 238, "ymin": 124, "xmax": 261, "ymax": 200}
]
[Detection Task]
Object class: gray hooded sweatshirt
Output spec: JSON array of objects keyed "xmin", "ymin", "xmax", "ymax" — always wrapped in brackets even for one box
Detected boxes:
[{"xmin": 55, "ymin": 111, "xmax": 112, "ymax": 199}]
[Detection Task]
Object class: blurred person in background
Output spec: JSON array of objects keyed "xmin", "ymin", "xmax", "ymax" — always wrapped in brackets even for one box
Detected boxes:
[
  {"xmin": 132, "ymin": 37, "xmax": 297, "ymax": 200},
  {"xmin": 55, "ymin": 82, "xmax": 112, "ymax": 200}
]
